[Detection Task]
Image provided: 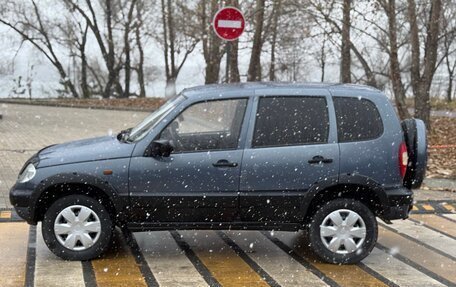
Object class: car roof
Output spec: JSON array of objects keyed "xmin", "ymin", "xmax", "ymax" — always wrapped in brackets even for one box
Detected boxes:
[{"xmin": 182, "ymin": 82, "xmax": 381, "ymax": 98}]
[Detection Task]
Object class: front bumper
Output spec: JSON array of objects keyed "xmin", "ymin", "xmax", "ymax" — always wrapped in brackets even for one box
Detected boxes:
[
  {"xmin": 10, "ymin": 184, "xmax": 36, "ymax": 224},
  {"xmin": 381, "ymin": 186, "xmax": 413, "ymax": 220}
]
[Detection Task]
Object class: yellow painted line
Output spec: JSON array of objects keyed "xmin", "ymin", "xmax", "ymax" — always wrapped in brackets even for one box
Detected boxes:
[
  {"xmin": 274, "ymin": 232, "xmax": 387, "ymax": 287},
  {"xmin": 0, "ymin": 210, "xmax": 12, "ymax": 219},
  {"xmin": 299, "ymin": 253, "xmax": 387, "ymax": 286},
  {"xmin": 410, "ymin": 214, "xmax": 456, "ymax": 238},
  {"xmin": 378, "ymin": 225, "xmax": 456, "ymax": 284},
  {"xmin": 421, "ymin": 204, "xmax": 435, "ymax": 211},
  {"xmin": 91, "ymin": 232, "xmax": 147, "ymax": 287},
  {"xmin": 442, "ymin": 204, "xmax": 455, "ymax": 212},
  {"xmin": 179, "ymin": 231, "xmax": 270, "ymax": 287},
  {"xmin": 0, "ymin": 222, "xmax": 29, "ymax": 287},
  {"xmin": 412, "ymin": 205, "xmax": 419, "ymax": 211}
]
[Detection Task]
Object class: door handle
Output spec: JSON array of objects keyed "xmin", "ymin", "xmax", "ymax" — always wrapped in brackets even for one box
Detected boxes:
[
  {"xmin": 308, "ymin": 155, "xmax": 333, "ymax": 164},
  {"xmin": 213, "ymin": 159, "xmax": 238, "ymax": 168}
]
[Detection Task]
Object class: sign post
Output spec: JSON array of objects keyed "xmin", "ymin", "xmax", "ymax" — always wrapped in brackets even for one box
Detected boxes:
[{"xmin": 212, "ymin": 7, "xmax": 245, "ymax": 82}]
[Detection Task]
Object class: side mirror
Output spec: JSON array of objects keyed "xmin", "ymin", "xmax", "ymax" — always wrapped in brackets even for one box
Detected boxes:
[{"xmin": 145, "ymin": 139, "xmax": 174, "ymax": 157}]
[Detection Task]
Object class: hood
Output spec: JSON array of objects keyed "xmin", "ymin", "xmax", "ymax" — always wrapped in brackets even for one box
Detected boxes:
[{"xmin": 37, "ymin": 136, "xmax": 135, "ymax": 168}]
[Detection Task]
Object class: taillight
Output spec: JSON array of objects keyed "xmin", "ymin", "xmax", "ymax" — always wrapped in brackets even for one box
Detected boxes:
[{"xmin": 399, "ymin": 142, "xmax": 408, "ymax": 179}]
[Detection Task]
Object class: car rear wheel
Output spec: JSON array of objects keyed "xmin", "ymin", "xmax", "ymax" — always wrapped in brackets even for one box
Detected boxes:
[
  {"xmin": 42, "ymin": 195, "xmax": 113, "ymax": 261},
  {"xmin": 308, "ymin": 198, "xmax": 377, "ymax": 264}
]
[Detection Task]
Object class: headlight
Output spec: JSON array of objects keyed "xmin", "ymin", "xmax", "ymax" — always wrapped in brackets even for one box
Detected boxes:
[{"xmin": 18, "ymin": 163, "xmax": 36, "ymax": 183}]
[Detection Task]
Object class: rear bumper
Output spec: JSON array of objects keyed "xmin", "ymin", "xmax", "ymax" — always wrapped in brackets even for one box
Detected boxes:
[{"xmin": 381, "ymin": 186, "xmax": 413, "ymax": 220}]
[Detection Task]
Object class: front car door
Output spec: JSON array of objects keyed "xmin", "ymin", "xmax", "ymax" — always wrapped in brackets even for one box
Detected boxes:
[
  {"xmin": 240, "ymin": 88, "xmax": 340, "ymax": 223},
  {"xmin": 129, "ymin": 95, "xmax": 251, "ymax": 223}
]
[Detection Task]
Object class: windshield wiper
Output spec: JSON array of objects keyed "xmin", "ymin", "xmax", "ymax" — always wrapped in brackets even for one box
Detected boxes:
[{"xmin": 117, "ymin": 128, "xmax": 132, "ymax": 142}]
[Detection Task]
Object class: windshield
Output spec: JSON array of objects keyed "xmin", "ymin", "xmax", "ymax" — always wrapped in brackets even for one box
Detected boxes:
[{"xmin": 127, "ymin": 94, "xmax": 185, "ymax": 142}]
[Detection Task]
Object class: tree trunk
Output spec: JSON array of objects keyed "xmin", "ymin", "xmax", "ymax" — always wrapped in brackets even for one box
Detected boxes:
[
  {"xmin": 167, "ymin": 0, "xmax": 176, "ymax": 78},
  {"xmin": 385, "ymin": 0, "xmax": 410, "ymax": 120},
  {"xmin": 165, "ymin": 77, "xmax": 176, "ymax": 98},
  {"xmin": 340, "ymin": 0, "xmax": 351, "ymax": 83},
  {"xmin": 80, "ymin": 50, "xmax": 89, "ymax": 98},
  {"xmin": 228, "ymin": 40, "xmax": 241, "ymax": 82},
  {"xmin": 269, "ymin": 0, "xmax": 281, "ymax": 81},
  {"xmin": 226, "ymin": 0, "xmax": 241, "ymax": 82},
  {"xmin": 408, "ymin": 0, "xmax": 442, "ymax": 128},
  {"xmin": 247, "ymin": 0, "xmax": 265, "ymax": 81},
  {"xmin": 447, "ymin": 74, "xmax": 454, "ymax": 102},
  {"xmin": 407, "ymin": 0, "xmax": 420, "ymax": 98},
  {"xmin": 122, "ymin": 0, "xmax": 137, "ymax": 98},
  {"xmin": 136, "ymin": 4, "xmax": 146, "ymax": 98},
  {"xmin": 320, "ymin": 40, "xmax": 326, "ymax": 82},
  {"xmin": 80, "ymin": 24, "xmax": 90, "ymax": 98},
  {"xmin": 201, "ymin": 0, "xmax": 223, "ymax": 84},
  {"xmin": 102, "ymin": 0, "xmax": 116, "ymax": 98},
  {"xmin": 205, "ymin": 61, "xmax": 221, "ymax": 84}
]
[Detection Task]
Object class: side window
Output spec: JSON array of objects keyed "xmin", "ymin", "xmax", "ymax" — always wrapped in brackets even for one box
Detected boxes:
[
  {"xmin": 159, "ymin": 99, "xmax": 247, "ymax": 152},
  {"xmin": 333, "ymin": 97, "xmax": 383, "ymax": 142},
  {"xmin": 252, "ymin": 96, "xmax": 329, "ymax": 148}
]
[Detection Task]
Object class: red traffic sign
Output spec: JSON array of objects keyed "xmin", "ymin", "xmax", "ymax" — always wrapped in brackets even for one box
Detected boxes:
[{"xmin": 213, "ymin": 7, "xmax": 245, "ymax": 41}]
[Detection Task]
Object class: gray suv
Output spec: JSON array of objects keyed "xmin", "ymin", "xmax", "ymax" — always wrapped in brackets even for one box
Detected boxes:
[{"xmin": 10, "ymin": 83, "xmax": 427, "ymax": 264}]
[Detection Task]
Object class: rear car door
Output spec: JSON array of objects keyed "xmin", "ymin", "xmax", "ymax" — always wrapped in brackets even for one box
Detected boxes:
[
  {"xmin": 129, "ymin": 97, "xmax": 250, "ymax": 223},
  {"xmin": 240, "ymin": 89, "xmax": 339, "ymax": 223}
]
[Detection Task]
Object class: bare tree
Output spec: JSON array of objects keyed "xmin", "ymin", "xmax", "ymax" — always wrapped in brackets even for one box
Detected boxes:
[
  {"xmin": 63, "ymin": 0, "xmax": 125, "ymax": 98},
  {"xmin": 379, "ymin": 0, "xmax": 411, "ymax": 119},
  {"xmin": 195, "ymin": 0, "xmax": 224, "ymax": 84},
  {"xmin": 160, "ymin": 0, "xmax": 199, "ymax": 97},
  {"xmin": 0, "ymin": 1, "xmax": 80, "ymax": 98},
  {"xmin": 406, "ymin": 0, "xmax": 442, "ymax": 127},
  {"xmin": 247, "ymin": 0, "xmax": 266, "ymax": 81},
  {"xmin": 225, "ymin": 0, "xmax": 242, "ymax": 82},
  {"xmin": 120, "ymin": 0, "xmax": 138, "ymax": 98},
  {"xmin": 307, "ymin": 0, "xmax": 378, "ymax": 87},
  {"xmin": 134, "ymin": 1, "xmax": 147, "ymax": 98},
  {"xmin": 59, "ymin": 15, "xmax": 91, "ymax": 98},
  {"xmin": 269, "ymin": 0, "xmax": 282, "ymax": 81},
  {"xmin": 340, "ymin": 0, "xmax": 351, "ymax": 83},
  {"xmin": 443, "ymin": 31, "xmax": 456, "ymax": 102}
]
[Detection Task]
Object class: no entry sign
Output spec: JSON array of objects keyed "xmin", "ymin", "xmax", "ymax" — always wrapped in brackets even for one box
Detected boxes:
[{"xmin": 213, "ymin": 7, "xmax": 245, "ymax": 41}]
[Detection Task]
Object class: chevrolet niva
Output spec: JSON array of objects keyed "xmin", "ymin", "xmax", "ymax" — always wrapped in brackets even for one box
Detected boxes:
[{"xmin": 10, "ymin": 83, "xmax": 427, "ymax": 264}]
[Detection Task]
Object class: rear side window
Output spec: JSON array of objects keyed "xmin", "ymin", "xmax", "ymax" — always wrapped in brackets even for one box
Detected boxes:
[
  {"xmin": 333, "ymin": 97, "xmax": 383, "ymax": 142},
  {"xmin": 253, "ymin": 96, "xmax": 329, "ymax": 147}
]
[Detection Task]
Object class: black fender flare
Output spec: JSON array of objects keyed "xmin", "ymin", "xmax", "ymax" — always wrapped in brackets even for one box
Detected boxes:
[
  {"xmin": 31, "ymin": 173, "xmax": 128, "ymax": 222},
  {"xmin": 301, "ymin": 174, "xmax": 389, "ymax": 216}
]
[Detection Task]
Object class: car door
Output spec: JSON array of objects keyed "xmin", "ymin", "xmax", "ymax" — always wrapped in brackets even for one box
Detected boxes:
[
  {"xmin": 129, "ymin": 97, "xmax": 250, "ymax": 223},
  {"xmin": 240, "ymin": 90, "xmax": 339, "ymax": 223}
]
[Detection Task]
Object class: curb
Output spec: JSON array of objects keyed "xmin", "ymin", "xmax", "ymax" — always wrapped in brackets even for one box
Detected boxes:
[
  {"xmin": 0, "ymin": 99, "xmax": 155, "ymax": 112},
  {"xmin": 422, "ymin": 178, "xmax": 456, "ymax": 192}
]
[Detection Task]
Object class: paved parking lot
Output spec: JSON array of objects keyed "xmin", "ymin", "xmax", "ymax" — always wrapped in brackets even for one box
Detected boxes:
[
  {"xmin": 0, "ymin": 103, "xmax": 148, "ymax": 209},
  {"xmin": 1, "ymin": 104, "xmax": 455, "ymax": 287},
  {"xmin": 1, "ymin": 213, "xmax": 456, "ymax": 287}
]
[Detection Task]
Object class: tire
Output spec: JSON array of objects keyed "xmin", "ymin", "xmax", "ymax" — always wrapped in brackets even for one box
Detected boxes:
[
  {"xmin": 402, "ymin": 118, "xmax": 427, "ymax": 189},
  {"xmin": 307, "ymin": 198, "xmax": 377, "ymax": 264},
  {"xmin": 42, "ymin": 195, "xmax": 113, "ymax": 261}
]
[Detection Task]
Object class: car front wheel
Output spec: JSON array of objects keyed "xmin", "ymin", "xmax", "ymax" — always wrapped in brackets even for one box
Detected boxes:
[
  {"xmin": 42, "ymin": 195, "xmax": 113, "ymax": 261},
  {"xmin": 308, "ymin": 198, "xmax": 377, "ymax": 264}
]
